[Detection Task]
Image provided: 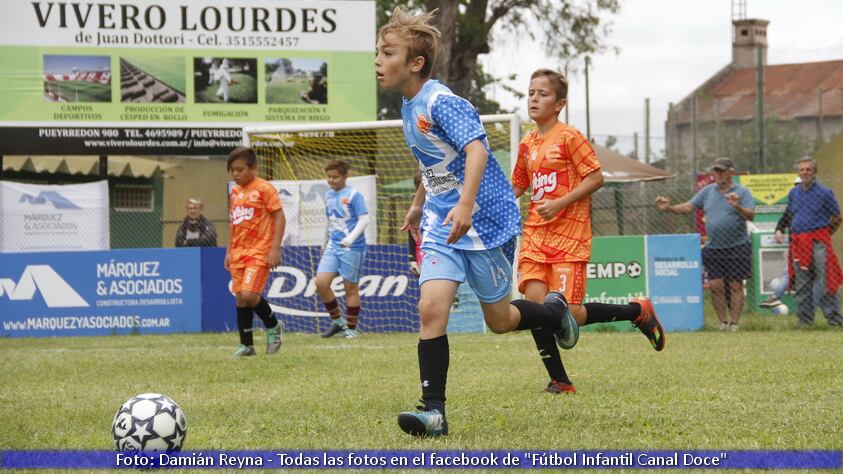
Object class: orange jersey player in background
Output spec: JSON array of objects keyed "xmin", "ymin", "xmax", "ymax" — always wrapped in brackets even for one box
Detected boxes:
[
  {"xmin": 226, "ymin": 146, "xmax": 286, "ymax": 357},
  {"xmin": 512, "ymin": 69, "xmax": 666, "ymax": 395}
]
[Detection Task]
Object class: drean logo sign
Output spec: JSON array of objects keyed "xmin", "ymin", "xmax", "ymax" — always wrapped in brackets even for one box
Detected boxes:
[
  {"xmin": 261, "ymin": 266, "xmax": 410, "ymax": 317},
  {"xmin": 0, "ymin": 265, "xmax": 89, "ymax": 307},
  {"xmin": 586, "ymin": 261, "xmax": 642, "ymax": 279}
]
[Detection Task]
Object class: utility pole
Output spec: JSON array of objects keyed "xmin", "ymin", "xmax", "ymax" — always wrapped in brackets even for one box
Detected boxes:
[
  {"xmin": 691, "ymin": 94, "xmax": 698, "ymax": 176},
  {"xmin": 817, "ymin": 88, "xmax": 825, "ymax": 146},
  {"xmin": 644, "ymin": 97, "xmax": 651, "ymax": 164},
  {"xmin": 633, "ymin": 132, "xmax": 639, "ymax": 160},
  {"xmin": 584, "ymin": 56, "xmax": 591, "ymax": 141},
  {"xmin": 756, "ymin": 44, "xmax": 766, "ymax": 172}
]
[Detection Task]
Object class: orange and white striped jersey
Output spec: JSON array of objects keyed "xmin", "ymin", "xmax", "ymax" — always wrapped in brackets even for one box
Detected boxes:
[
  {"xmin": 228, "ymin": 177, "xmax": 282, "ymax": 268},
  {"xmin": 512, "ymin": 122, "xmax": 601, "ymax": 263}
]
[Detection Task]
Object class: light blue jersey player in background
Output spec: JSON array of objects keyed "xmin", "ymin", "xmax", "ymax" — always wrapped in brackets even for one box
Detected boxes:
[
  {"xmin": 376, "ymin": 6, "xmax": 579, "ymax": 437},
  {"xmin": 315, "ymin": 159, "xmax": 369, "ymax": 339}
]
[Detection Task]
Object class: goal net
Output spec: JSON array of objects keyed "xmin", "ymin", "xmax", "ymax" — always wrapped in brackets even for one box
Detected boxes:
[{"xmin": 243, "ymin": 114, "xmax": 520, "ymax": 334}]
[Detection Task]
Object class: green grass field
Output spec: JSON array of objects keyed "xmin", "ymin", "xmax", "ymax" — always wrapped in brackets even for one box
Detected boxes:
[
  {"xmin": 45, "ymin": 80, "xmax": 111, "ymax": 102},
  {"xmin": 124, "ymin": 57, "xmax": 185, "ymax": 94},
  {"xmin": 266, "ymin": 78, "xmax": 310, "ymax": 104},
  {"xmin": 2, "ymin": 308, "xmax": 840, "ymax": 464},
  {"xmin": 195, "ymin": 73, "xmax": 257, "ymax": 104}
]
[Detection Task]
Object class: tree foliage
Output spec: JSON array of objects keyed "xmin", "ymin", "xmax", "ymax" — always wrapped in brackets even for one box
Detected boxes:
[
  {"xmin": 376, "ymin": 0, "xmax": 620, "ymax": 118},
  {"xmin": 707, "ymin": 117, "xmax": 812, "ymax": 174}
]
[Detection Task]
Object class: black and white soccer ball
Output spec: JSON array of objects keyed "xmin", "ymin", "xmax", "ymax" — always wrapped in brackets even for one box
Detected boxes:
[{"xmin": 112, "ymin": 393, "xmax": 187, "ymax": 453}]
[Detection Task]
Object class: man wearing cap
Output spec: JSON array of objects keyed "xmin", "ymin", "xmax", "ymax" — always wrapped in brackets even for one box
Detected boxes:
[
  {"xmin": 655, "ymin": 157, "xmax": 755, "ymax": 331},
  {"xmin": 778, "ymin": 157, "xmax": 843, "ymax": 327}
]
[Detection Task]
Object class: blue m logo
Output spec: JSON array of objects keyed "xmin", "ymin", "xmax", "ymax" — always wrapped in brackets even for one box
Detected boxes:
[{"xmin": 18, "ymin": 191, "xmax": 81, "ymax": 209}]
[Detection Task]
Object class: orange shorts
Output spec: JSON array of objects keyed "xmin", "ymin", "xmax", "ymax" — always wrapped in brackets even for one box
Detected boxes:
[
  {"xmin": 229, "ymin": 266, "xmax": 270, "ymax": 295},
  {"xmin": 518, "ymin": 260, "xmax": 587, "ymax": 304}
]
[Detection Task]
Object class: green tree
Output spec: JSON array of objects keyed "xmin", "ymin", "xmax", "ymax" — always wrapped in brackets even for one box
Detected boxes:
[
  {"xmin": 376, "ymin": 0, "xmax": 620, "ymax": 118},
  {"xmin": 709, "ymin": 117, "xmax": 811, "ymax": 174},
  {"xmin": 604, "ymin": 135, "xmax": 618, "ymax": 151}
]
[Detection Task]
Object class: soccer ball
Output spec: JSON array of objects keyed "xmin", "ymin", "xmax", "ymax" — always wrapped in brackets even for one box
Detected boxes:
[
  {"xmin": 112, "ymin": 393, "xmax": 186, "ymax": 453},
  {"xmin": 771, "ymin": 303, "xmax": 789, "ymax": 315}
]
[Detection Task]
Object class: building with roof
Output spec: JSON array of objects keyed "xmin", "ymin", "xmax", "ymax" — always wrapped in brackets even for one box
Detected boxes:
[{"xmin": 665, "ymin": 17, "xmax": 843, "ymax": 175}]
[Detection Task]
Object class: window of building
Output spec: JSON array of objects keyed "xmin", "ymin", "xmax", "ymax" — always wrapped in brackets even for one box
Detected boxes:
[{"xmin": 113, "ymin": 184, "xmax": 154, "ymax": 212}]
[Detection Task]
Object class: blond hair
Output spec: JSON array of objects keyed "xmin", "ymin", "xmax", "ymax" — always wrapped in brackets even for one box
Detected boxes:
[
  {"xmin": 531, "ymin": 68, "xmax": 569, "ymax": 101},
  {"xmin": 378, "ymin": 6, "xmax": 440, "ymax": 78}
]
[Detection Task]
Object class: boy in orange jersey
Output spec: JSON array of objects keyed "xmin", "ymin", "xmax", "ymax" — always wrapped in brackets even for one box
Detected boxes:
[
  {"xmin": 512, "ymin": 69, "xmax": 666, "ymax": 394},
  {"xmin": 226, "ymin": 146, "xmax": 286, "ymax": 357}
]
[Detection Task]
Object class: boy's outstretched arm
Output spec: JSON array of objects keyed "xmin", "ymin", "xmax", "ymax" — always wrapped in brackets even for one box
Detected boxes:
[
  {"xmin": 535, "ymin": 169, "xmax": 603, "ymax": 220},
  {"xmin": 444, "ymin": 140, "xmax": 487, "ymax": 243}
]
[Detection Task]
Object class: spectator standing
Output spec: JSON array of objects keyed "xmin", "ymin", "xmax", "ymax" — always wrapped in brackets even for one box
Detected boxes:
[
  {"xmin": 175, "ymin": 198, "xmax": 217, "ymax": 247},
  {"xmin": 780, "ymin": 157, "xmax": 843, "ymax": 327},
  {"xmin": 656, "ymin": 157, "xmax": 755, "ymax": 331}
]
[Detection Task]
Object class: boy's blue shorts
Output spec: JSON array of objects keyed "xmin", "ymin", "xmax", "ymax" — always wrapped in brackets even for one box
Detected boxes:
[
  {"xmin": 419, "ymin": 237, "xmax": 516, "ymax": 303},
  {"xmin": 316, "ymin": 245, "xmax": 366, "ymax": 283}
]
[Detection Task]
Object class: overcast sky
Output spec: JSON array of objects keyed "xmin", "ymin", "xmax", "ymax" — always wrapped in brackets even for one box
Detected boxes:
[{"xmin": 482, "ymin": 0, "xmax": 843, "ymax": 159}]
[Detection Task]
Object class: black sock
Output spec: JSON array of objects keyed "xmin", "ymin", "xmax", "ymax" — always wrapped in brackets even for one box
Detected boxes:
[
  {"xmin": 236, "ymin": 306, "xmax": 254, "ymax": 346},
  {"xmin": 418, "ymin": 334, "xmax": 448, "ymax": 412},
  {"xmin": 252, "ymin": 297, "xmax": 278, "ymax": 329},
  {"xmin": 583, "ymin": 302, "xmax": 641, "ymax": 325},
  {"xmin": 531, "ymin": 329, "xmax": 571, "ymax": 384},
  {"xmin": 511, "ymin": 299, "xmax": 563, "ymax": 331}
]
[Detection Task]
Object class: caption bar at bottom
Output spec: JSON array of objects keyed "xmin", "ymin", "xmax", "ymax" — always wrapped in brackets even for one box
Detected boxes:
[{"xmin": 1, "ymin": 450, "xmax": 840, "ymax": 469}]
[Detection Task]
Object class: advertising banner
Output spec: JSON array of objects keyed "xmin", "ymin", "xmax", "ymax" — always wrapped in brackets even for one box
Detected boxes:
[
  {"xmin": 735, "ymin": 173, "xmax": 797, "ymax": 221},
  {"xmin": 263, "ymin": 245, "xmax": 418, "ymax": 333},
  {"xmin": 201, "ymin": 244, "xmax": 477, "ymax": 334},
  {"xmin": 0, "ymin": 180, "xmax": 109, "ymax": 252},
  {"xmin": 583, "ymin": 234, "xmax": 703, "ymax": 332},
  {"xmin": 0, "ymin": 248, "xmax": 202, "ymax": 337},
  {"xmin": 583, "ymin": 236, "xmax": 647, "ymax": 332},
  {"xmin": 0, "ymin": 0, "xmax": 376, "ymax": 154},
  {"xmin": 646, "ymin": 234, "xmax": 704, "ymax": 331}
]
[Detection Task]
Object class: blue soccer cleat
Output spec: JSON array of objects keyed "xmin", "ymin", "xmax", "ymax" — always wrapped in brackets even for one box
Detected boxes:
[{"xmin": 397, "ymin": 402, "xmax": 448, "ymax": 437}]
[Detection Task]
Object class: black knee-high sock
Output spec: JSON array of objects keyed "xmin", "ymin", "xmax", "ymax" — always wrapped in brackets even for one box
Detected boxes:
[
  {"xmin": 252, "ymin": 297, "xmax": 278, "ymax": 329},
  {"xmin": 418, "ymin": 335, "xmax": 448, "ymax": 412},
  {"xmin": 236, "ymin": 306, "xmax": 254, "ymax": 346},
  {"xmin": 583, "ymin": 302, "xmax": 641, "ymax": 325},
  {"xmin": 511, "ymin": 299, "xmax": 564, "ymax": 331},
  {"xmin": 531, "ymin": 329, "xmax": 572, "ymax": 384}
]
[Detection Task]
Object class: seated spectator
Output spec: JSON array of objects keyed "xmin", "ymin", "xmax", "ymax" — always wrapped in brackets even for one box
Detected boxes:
[{"xmin": 175, "ymin": 198, "xmax": 217, "ymax": 247}]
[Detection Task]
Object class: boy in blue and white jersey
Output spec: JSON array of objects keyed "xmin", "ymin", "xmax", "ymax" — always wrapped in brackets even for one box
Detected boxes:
[
  {"xmin": 315, "ymin": 159, "xmax": 369, "ymax": 339},
  {"xmin": 375, "ymin": 6, "xmax": 579, "ymax": 437}
]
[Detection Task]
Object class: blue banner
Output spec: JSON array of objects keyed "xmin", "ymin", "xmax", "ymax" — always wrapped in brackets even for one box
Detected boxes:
[
  {"xmin": 0, "ymin": 450, "xmax": 839, "ymax": 469},
  {"xmin": 646, "ymin": 234, "xmax": 704, "ymax": 331},
  {"xmin": 265, "ymin": 245, "xmax": 419, "ymax": 333},
  {"xmin": 0, "ymin": 248, "xmax": 201, "ymax": 337},
  {"xmin": 200, "ymin": 244, "xmax": 481, "ymax": 334},
  {"xmin": 200, "ymin": 247, "xmax": 236, "ymax": 333}
]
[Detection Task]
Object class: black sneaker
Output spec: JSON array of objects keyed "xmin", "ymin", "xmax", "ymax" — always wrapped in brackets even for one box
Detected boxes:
[
  {"xmin": 321, "ymin": 323, "xmax": 345, "ymax": 338},
  {"xmin": 544, "ymin": 292, "xmax": 579, "ymax": 350}
]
